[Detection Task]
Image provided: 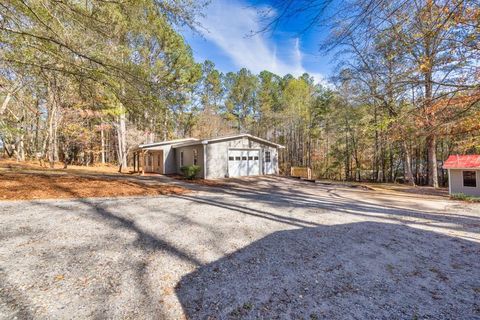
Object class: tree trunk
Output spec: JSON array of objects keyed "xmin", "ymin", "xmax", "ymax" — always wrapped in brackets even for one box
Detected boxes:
[
  {"xmin": 100, "ymin": 120, "xmax": 106, "ymax": 164},
  {"xmin": 34, "ymin": 103, "xmax": 40, "ymax": 154},
  {"xmin": 163, "ymin": 109, "xmax": 168, "ymax": 140},
  {"xmin": 17, "ymin": 134, "xmax": 25, "ymax": 161},
  {"xmin": 63, "ymin": 144, "xmax": 69, "ymax": 169},
  {"xmin": 116, "ymin": 107, "xmax": 128, "ymax": 172},
  {"xmin": 427, "ymin": 134, "xmax": 438, "ymax": 188},
  {"xmin": 402, "ymin": 140, "xmax": 415, "ymax": 186},
  {"xmin": 47, "ymin": 101, "xmax": 57, "ymax": 168}
]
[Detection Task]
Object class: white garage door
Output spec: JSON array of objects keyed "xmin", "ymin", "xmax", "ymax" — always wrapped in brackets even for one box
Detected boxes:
[{"xmin": 228, "ymin": 149, "xmax": 260, "ymax": 177}]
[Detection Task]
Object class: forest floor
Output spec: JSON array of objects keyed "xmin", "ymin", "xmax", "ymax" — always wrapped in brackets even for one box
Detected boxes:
[
  {"xmin": 0, "ymin": 159, "xmax": 186, "ymax": 200},
  {"xmin": 1, "ymin": 175, "xmax": 479, "ymax": 319},
  {"xmin": 0, "ymin": 158, "xmax": 449, "ymax": 201}
]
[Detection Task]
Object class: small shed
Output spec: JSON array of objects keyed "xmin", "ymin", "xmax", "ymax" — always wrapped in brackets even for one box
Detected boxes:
[
  {"xmin": 443, "ymin": 155, "xmax": 480, "ymax": 197},
  {"xmin": 133, "ymin": 134, "xmax": 284, "ymax": 179}
]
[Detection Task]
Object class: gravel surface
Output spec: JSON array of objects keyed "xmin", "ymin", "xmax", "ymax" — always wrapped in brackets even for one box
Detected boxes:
[{"xmin": 1, "ymin": 176, "xmax": 479, "ymax": 319}]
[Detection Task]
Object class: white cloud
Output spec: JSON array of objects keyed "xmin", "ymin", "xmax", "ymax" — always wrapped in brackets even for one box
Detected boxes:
[{"xmin": 198, "ymin": 0, "xmax": 328, "ymax": 85}]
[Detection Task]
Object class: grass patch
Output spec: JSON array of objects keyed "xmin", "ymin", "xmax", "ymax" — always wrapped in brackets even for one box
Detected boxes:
[{"xmin": 451, "ymin": 193, "xmax": 480, "ymax": 202}]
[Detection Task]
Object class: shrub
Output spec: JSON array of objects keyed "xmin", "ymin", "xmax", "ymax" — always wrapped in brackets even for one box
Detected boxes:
[
  {"xmin": 180, "ymin": 165, "xmax": 201, "ymax": 180},
  {"xmin": 451, "ymin": 193, "xmax": 480, "ymax": 202}
]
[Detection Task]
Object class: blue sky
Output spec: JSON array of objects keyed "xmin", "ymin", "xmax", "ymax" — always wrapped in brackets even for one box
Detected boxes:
[{"xmin": 182, "ymin": 0, "xmax": 335, "ymax": 84}]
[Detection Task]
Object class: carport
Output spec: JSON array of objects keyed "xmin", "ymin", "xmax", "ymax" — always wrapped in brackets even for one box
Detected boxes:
[{"xmin": 132, "ymin": 149, "xmax": 163, "ymax": 174}]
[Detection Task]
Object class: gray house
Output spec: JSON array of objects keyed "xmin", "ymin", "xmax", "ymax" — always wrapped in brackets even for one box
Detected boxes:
[
  {"xmin": 443, "ymin": 154, "xmax": 480, "ymax": 197},
  {"xmin": 133, "ymin": 134, "xmax": 284, "ymax": 179}
]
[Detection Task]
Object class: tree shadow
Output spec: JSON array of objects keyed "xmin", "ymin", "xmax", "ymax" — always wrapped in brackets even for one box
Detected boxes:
[
  {"xmin": 11, "ymin": 182, "xmax": 202, "ymax": 319},
  {"xmin": 181, "ymin": 176, "xmax": 480, "ymax": 233},
  {"xmin": 176, "ymin": 222, "xmax": 480, "ymax": 319},
  {"xmin": 0, "ymin": 268, "xmax": 35, "ymax": 319},
  {"xmin": 174, "ymin": 186, "xmax": 480, "ymax": 235}
]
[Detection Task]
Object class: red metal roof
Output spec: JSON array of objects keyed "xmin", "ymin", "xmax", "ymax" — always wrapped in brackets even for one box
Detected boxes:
[{"xmin": 443, "ymin": 155, "xmax": 480, "ymax": 169}]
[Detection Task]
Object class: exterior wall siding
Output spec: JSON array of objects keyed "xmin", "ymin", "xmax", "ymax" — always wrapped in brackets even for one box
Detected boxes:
[
  {"xmin": 205, "ymin": 141, "xmax": 229, "ymax": 179},
  {"xmin": 204, "ymin": 137, "xmax": 279, "ymax": 179},
  {"xmin": 449, "ymin": 169, "xmax": 480, "ymax": 197},
  {"xmin": 174, "ymin": 145, "xmax": 205, "ymax": 178},
  {"xmin": 162, "ymin": 145, "xmax": 176, "ymax": 174},
  {"xmin": 263, "ymin": 146, "xmax": 279, "ymax": 175}
]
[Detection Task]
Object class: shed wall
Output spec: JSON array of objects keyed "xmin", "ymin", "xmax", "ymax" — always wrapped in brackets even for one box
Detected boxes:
[{"xmin": 449, "ymin": 169, "xmax": 480, "ymax": 196}]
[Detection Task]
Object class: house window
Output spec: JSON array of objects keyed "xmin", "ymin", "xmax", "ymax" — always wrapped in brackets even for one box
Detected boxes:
[
  {"xmin": 463, "ymin": 171, "xmax": 477, "ymax": 187},
  {"xmin": 180, "ymin": 151, "xmax": 184, "ymax": 166},
  {"xmin": 265, "ymin": 151, "xmax": 271, "ymax": 163},
  {"xmin": 157, "ymin": 154, "xmax": 161, "ymax": 167},
  {"xmin": 193, "ymin": 149, "xmax": 198, "ymax": 165},
  {"xmin": 229, "ymin": 156, "xmax": 234, "ymax": 161}
]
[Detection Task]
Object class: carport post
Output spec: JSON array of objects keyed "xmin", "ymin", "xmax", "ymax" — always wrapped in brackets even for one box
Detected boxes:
[
  {"xmin": 139, "ymin": 150, "xmax": 146, "ymax": 176},
  {"xmin": 133, "ymin": 152, "xmax": 137, "ymax": 173}
]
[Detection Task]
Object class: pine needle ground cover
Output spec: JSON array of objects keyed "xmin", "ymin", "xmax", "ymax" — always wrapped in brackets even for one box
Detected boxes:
[{"xmin": 0, "ymin": 160, "xmax": 186, "ymax": 200}]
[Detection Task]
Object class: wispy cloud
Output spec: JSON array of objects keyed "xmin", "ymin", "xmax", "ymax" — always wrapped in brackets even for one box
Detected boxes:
[{"xmin": 197, "ymin": 0, "xmax": 327, "ymax": 84}]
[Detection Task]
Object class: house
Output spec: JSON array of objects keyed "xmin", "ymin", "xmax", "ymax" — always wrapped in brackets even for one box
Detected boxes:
[
  {"xmin": 133, "ymin": 134, "xmax": 284, "ymax": 179},
  {"xmin": 443, "ymin": 155, "xmax": 480, "ymax": 197}
]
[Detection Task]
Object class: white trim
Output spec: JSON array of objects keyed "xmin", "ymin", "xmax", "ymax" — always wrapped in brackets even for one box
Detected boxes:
[
  {"xmin": 139, "ymin": 138, "xmax": 198, "ymax": 148},
  {"xmin": 170, "ymin": 140, "xmax": 208, "ymax": 148},
  {"xmin": 205, "ymin": 134, "xmax": 285, "ymax": 148}
]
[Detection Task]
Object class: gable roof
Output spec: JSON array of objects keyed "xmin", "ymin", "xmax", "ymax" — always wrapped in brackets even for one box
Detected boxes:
[
  {"xmin": 443, "ymin": 155, "xmax": 480, "ymax": 169},
  {"xmin": 172, "ymin": 134, "xmax": 285, "ymax": 149}
]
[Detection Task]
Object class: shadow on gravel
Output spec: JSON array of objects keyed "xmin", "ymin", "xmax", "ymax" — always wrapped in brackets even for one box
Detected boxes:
[
  {"xmin": 176, "ymin": 222, "xmax": 480, "ymax": 320},
  {"xmin": 0, "ymin": 270, "xmax": 34, "ymax": 319},
  {"xmin": 175, "ymin": 175, "xmax": 480, "ymax": 234},
  {"xmin": 175, "ymin": 187, "xmax": 480, "ymax": 234},
  {"xmin": 24, "ymin": 182, "xmax": 201, "ymax": 319}
]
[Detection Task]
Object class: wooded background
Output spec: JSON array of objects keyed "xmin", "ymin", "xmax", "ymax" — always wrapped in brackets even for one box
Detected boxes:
[{"xmin": 1, "ymin": 0, "xmax": 479, "ymax": 187}]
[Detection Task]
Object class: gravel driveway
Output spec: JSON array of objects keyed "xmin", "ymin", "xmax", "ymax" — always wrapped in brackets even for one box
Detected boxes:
[{"xmin": 1, "ymin": 176, "xmax": 479, "ymax": 319}]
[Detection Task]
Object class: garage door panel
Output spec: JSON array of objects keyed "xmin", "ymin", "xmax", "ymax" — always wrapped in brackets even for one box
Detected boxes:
[
  {"xmin": 228, "ymin": 149, "xmax": 260, "ymax": 177},
  {"xmin": 248, "ymin": 150, "xmax": 259, "ymax": 176},
  {"xmin": 228, "ymin": 151, "xmax": 240, "ymax": 177}
]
